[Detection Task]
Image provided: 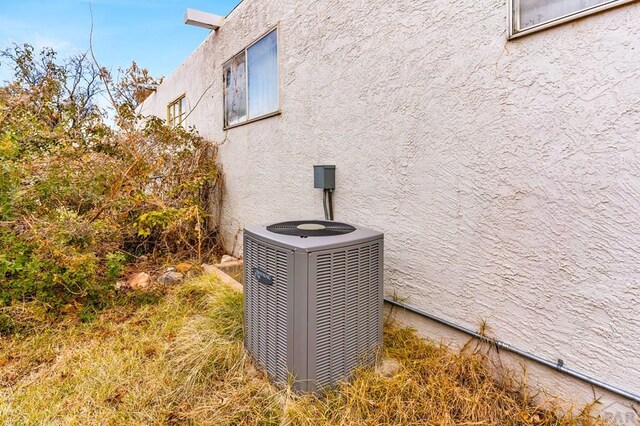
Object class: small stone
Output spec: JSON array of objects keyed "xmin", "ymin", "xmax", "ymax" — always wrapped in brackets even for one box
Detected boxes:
[
  {"xmin": 175, "ymin": 262, "xmax": 193, "ymax": 273},
  {"xmin": 220, "ymin": 255, "xmax": 238, "ymax": 264},
  {"xmin": 201, "ymin": 263, "xmax": 216, "ymax": 275},
  {"xmin": 127, "ymin": 272, "xmax": 151, "ymax": 290},
  {"xmin": 157, "ymin": 271, "xmax": 184, "ymax": 285},
  {"xmin": 115, "ymin": 281, "xmax": 126, "ymax": 290},
  {"xmin": 376, "ymin": 358, "xmax": 401, "ymax": 378}
]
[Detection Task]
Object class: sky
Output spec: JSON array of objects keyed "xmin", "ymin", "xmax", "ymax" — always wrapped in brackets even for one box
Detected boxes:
[{"xmin": 0, "ymin": 0, "xmax": 240, "ymax": 83}]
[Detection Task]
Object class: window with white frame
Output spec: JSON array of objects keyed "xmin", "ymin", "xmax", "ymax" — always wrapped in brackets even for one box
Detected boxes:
[
  {"xmin": 510, "ymin": 0, "xmax": 635, "ymax": 38},
  {"xmin": 223, "ymin": 28, "xmax": 279, "ymax": 128},
  {"xmin": 167, "ymin": 95, "xmax": 186, "ymax": 128}
]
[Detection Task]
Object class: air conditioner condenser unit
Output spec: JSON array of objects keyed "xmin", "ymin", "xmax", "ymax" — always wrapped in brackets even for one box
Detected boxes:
[{"xmin": 243, "ymin": 220, "xmax": 384, "ymax": 393}]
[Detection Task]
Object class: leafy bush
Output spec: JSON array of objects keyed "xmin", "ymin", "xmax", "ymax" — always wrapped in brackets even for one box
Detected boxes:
[{"xmin": 0, "ymin": 44, "xmax": 223, "ymax": 326}]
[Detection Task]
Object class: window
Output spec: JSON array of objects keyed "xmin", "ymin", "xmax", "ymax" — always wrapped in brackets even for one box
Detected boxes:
[
  {"xmin": 509, "ymin": 0, "xmax": 635, "ymax": 38},
  {"xmin": 223, "ymin": 28, "xmax": 279, "ymax": 128},
  {"xmin": 167, "ymin": 95, "xmax": 186, "ymax": 128}
]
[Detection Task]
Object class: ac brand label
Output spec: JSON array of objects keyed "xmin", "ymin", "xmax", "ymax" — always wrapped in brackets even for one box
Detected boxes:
[{"xmin": 252, "ymin": 267, "xmax": 274, "ymax": 285}]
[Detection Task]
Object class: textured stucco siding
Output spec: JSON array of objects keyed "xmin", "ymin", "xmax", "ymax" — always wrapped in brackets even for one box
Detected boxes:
[{"xmin": 139, "ymin": 0, "xmax": 640, "ymax": 406}]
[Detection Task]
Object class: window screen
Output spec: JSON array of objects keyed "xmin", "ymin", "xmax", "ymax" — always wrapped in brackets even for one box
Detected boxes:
[
  {"xmin": 511, "ymin": 0, "xmax": 633, "ymax": 37},
  {"xmin": 223, "ymin": 53, "xmax": 247, "ymax": 127},
  {"xmin": 247, "ymin": 29, "xmax": 279, "ymax": 119},
  {"xmin": 223, "ymin": 28, "xmax": 279, "ymax": 128},
  {"xmin": 167, "ymin": 95, "xmax": 186, "ymax": 128}
]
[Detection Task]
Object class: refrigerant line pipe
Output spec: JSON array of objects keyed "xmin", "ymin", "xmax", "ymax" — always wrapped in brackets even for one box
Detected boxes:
[
  {"xmin": 322, "ymin": 189, "xmax": 334, "ymax": 221},
  {"xmin": 322, "ymin": 189, "xmax": 329, "ymax": 220},
  {"xmin": 384, "ymin": 297, "xmax": 640, "ymax": 404}
]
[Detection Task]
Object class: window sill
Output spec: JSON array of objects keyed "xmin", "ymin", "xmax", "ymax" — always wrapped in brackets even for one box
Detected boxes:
[{"xmin": 223, "ymin": 110, "xmax": 281, "ymax": 130}]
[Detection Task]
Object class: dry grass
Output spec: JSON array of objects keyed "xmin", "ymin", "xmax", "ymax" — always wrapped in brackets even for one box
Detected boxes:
[
  {"xmin": 287, "ymin": 325, "xmax": 606, "ymax": 426},
  {"xmin": 0, "ymin": 275, "xmax": 611, "ymax": 425}
]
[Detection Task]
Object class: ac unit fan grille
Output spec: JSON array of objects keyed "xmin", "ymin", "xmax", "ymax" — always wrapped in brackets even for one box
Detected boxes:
[{"xmin": 267, "ymin": 220, "xmax": 356, "ymax": 237}]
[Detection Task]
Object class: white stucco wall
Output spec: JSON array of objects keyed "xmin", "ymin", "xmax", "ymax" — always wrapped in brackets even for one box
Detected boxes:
[{"xmin": 139, "ymin": 0, "xmax": 640, "ymax": 410}]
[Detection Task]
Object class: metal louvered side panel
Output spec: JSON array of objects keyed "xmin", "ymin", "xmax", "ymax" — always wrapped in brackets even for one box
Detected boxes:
[
  {"xmin": 244, "ymin": 235, "xmax": 292, "ymax": 385},
  {"xmin": 314, "ymin": 251, "xmax": 348, "ymax": 388},
  {"xmin": 367, "ymin": 242, "xmax": 381, "ymax": 364},
  {"xmin": 275, "ymin": 250, "xmax": 289, "ymax": 383},
  {"xmin": 358, "ymin": 244, "xmax": 371, "ymax": 362},
  {"xmin": 315, "ymin": 253, "xmax": 333, "ymax": 388},
  {"xmin": 330, "ymin": 251, "xmax": 347, "ymax": 381},
  {"xmin": 311, "ymin": 238, "xmax": 383, "ymax": 390},
  {"xmin": 244, "ymin": 237, "xmax": 256, "ymax": 353},
  {"xmin": 345, "ymin": 248, "xmax": 360, "ymax": 373}
]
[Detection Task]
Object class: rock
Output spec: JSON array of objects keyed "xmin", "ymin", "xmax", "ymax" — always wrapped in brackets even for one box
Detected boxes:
[
  {"xmin": 127, "ymin": 272, "xmax": 151, "ymax": 290},
  {"xmin": 157, "ymin": 271, "xmax": 184, "ymax": 285},
  {"xmin": 220, "ymin": 255, "xmax": 238, "ymax": 264},
  {"xmin": 201, "ymin": 263, "xmax": 244, "ymax": 292},
  {"xmin": 376, "ymin": 358, "xmax": 401, "ymax": 378},
  {"xmin": 201, "ymin": 263, "xmax": 217, "ymax": 275},
  {"xmin": 115, "ymin": 281, "xmax": 126, "ymax": 290},
  {"xmin": 175, "ymin": 262, "xmax": 193, "ymax": 273}
]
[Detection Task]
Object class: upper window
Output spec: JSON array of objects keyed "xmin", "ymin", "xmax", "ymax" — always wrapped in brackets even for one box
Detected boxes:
[
  {"xmin": 223, "ymin": 28, "xmax": 279, "ymax": 128},
  {"xmin": 167, "ymin": 95, "xmax": 186, "ymax": 128},
  {"xmin": 510, "ymin": 0, "xmax": 635, "ymax": 38}
]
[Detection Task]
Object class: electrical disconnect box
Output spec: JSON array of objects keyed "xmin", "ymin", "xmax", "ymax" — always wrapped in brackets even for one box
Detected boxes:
[{"xmin": 313, "ymin": 165, "xmax": 335, "ymax": 190}]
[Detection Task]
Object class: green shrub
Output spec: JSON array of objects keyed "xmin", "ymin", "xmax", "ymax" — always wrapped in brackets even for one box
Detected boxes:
[
  {"xmin": 0, "ymin": 44, "xmax": 223, "ymax": 328},
  {"xmin": 105, "ymin": 252, "xmax": 127, "ymax": 282}
]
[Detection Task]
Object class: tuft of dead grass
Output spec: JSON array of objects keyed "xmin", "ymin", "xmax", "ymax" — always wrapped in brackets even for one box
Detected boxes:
[
  {"xmin": 286, "ymin": 324, "xmax": 606, "ymax": 425},
  {"xmin": 0, "ymin": 275, "xmax": 613, "ymax": 425}
]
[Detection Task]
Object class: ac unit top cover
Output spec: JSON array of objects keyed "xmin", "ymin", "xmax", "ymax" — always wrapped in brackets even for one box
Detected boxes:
[{"xmin": 244, "ymin": 220, "xmax": 383, "ymax": 253}]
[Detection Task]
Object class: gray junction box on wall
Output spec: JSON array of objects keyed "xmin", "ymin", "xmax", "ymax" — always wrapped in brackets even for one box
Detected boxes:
[
  {"xmin": 243, "ymin": 220, "xmax": 384, "ymax": 393},
  {"xmin": 313, "ymin": 165, "xmax": 336, "ymax": 190}
]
